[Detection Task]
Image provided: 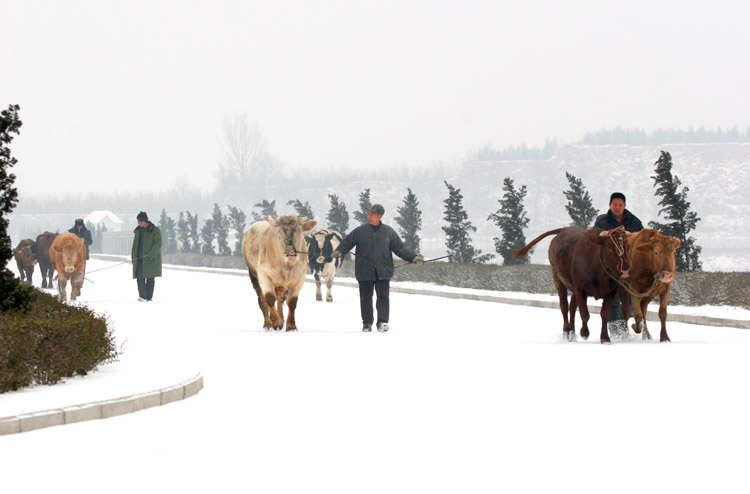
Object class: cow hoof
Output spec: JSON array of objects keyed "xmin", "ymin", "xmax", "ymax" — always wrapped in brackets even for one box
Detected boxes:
[
  {"xmin": 316, "ymin": 297, "xmax": 322, "ymax": 302},
  {"xmin": 564, "ymin": 330, "xmax": 575, "ymax": 342},
  {"xmin": 326, "ymin": 298, "xmax": 333, "ymax": 303},
  {"xmin": 286, "ymin": 327, "xmax": 298, "ymax": 332},
  {"xmin": 601, "ymin": 338, "xmax": 611, "ymax": 345},
  {"xmin": 660, "ymin": 336, "xmax": 671, "ymax": 343}
]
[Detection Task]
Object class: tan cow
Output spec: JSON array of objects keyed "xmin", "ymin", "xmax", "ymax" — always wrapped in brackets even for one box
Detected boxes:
[
  {"xmin": 13, "ymin": 239, "xmax": 38, "ymax": 283},
  {"xmin": 49, "ymin": 232, "xmax": 86, "ymax": 301},
  {"xmin": 621, "ymin": 229, "xmax": 680, "ymax": 342},
  {"xmin": 242, "ymin": 215, "xmax": 317, "ymax": 331}
]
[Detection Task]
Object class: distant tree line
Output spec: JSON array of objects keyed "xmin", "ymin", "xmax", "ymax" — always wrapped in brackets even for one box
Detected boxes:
[{"xmin": 578, "ymin": 127, "xmax": 750, "ymax": 146}]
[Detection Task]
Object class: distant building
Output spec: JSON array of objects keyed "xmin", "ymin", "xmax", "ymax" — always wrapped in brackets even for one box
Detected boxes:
[{"xmin": 84, "ymin": 210, "xmax": 125, "ymax": 232}]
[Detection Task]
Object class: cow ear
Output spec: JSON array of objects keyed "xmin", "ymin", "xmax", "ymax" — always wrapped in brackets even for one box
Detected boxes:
[
  {"xmin": 587, "ymin": 233, "xmax": 606, "ymax": 246},
  {"xmin": 669, "ymin": 237, "xmax": 681, "ymax": 249},
  {"xmin": 266, "ymin": 217, "xmax": 276, "ymax": 226},
  {"xmin": 52, "ymin": 245, "xmax": 62, "ymax": 253},
  {"xmin": 636, "ymin": 243, "xmax": 653, "ymax": 252},
  {"xmin": 302, "ymin": 220, "xmax": 317, "ymax": 232}
]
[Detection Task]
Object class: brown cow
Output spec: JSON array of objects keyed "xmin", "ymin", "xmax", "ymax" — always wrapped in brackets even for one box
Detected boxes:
[
  {"xmin": 620, "ymin": 229, "xmax": 680, "ymax": 342},
  {"xmin": 36, "ymin": 231, "xmax": 58, "ymax": 288},
  {"xmin": 49, "ymin": 233, "xmax": 86, "ymax": 301},
  {"xmin": 13, "ymin": 239, "xmax": 38, "ymax": 283},
  {"xmin": 242, "ymin": 215, "xmax": 317, "ymax": 331},
  {"xmin": 513, "ymin": 226, "xmax": 631, "ymax": 343}
]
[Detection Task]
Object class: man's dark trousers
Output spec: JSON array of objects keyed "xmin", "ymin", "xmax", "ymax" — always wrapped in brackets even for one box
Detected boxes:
[{"xmin": 359, "ymin": 280, "xmax": 390, "ymax": 325}]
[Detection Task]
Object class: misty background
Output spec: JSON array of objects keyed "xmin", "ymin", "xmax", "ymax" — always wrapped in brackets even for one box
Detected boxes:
[{"xmin": 3, "ymin": 1, "xmax": 749, "ymax": 270}]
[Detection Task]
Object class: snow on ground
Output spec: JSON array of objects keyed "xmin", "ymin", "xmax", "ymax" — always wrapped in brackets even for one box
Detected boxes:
[{"xmin": 2, "ymin": 259, "xmax": 750, "ymax": 493}]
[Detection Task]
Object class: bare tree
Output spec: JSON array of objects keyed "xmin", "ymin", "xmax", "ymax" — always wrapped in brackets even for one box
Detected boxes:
[{"xmin": 216, "ymin": 111, "xmax": 267, "ymax": 187}]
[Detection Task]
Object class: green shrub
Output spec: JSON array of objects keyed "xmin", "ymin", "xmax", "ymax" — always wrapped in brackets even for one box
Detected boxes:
[{"xmin": 0, "ymin": 290, "xmax": 121, "ymax": 393}]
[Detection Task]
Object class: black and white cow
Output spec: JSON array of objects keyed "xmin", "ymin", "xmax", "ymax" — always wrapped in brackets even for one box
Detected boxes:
[{"xmin": 305, "ymin": 229, "xmax": 344, "ymax": 302}]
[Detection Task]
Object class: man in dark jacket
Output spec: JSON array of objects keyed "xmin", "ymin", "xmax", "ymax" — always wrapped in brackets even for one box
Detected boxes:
[
  {"xmin": 325, "ymin": 204, "xmax": 423, "ymax": 332},
  {"xmin": 69, "ymin": 218, "xmax": 93, "ymax": 260},
  {"xmin": 594, "ymin": 192, "xmax": 644, "ymax": 336},
  {"xmin": 131, "ymin": 211, "xmax": 162, "ymax": 302}
]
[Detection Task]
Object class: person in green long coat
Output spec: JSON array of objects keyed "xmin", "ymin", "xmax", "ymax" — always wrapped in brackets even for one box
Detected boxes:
[{"xmin": 131, "ymin": 211, "xmax": 162, "ymax": 301}]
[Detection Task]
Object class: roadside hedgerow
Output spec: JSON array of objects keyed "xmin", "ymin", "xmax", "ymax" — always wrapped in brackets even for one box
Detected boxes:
[{"xmin": 0, "ymin": 290, "xmax": 121, "ymax": 393}]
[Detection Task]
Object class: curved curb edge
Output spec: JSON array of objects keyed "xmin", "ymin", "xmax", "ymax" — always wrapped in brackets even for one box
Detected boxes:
[{"xmin": 0, "ymin": 373, "xmax": 203, "ymax": 436}]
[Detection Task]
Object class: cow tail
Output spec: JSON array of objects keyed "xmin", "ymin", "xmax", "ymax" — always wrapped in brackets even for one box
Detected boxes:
[{"xmin": 512, "ymin": 228, "xmax": 564, "ymax": 259}]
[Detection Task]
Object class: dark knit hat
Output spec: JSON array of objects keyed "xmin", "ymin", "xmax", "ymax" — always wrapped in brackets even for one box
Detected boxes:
[
  {"xmin": 137, "ymin": 211, "xmax": 149, "ymax": 221},
  {"xmin": 367, "ymin": 204, "xmax": 385, "ymax": 216},
  {"xmin": 74, "ymin": 218, "xmax": 84, "ymax": 226}
]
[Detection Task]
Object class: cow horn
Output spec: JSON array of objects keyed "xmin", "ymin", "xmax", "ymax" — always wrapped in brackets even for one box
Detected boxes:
[{"xmin": 599, "ymin": 231, "xmax": 609, "ymax": 237}]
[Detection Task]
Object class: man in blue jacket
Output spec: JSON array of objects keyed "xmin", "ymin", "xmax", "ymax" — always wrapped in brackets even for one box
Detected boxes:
[
  {"xmin": 325, "ymin": 204, "xmax": 422, "ymax": 332},
  {"xmin": 594, "ymin": 192, "xmax": 644, "ymax": 336}
]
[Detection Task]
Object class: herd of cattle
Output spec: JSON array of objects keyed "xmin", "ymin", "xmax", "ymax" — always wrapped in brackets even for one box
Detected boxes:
[{"xmin": 12, "ymin": 216, "xmax": 679, "ymax": 343}]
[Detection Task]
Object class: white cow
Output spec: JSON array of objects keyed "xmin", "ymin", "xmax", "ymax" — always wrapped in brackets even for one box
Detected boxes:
[{"xmin": 242, "ymin": 215, "xmax": 317, "ymax": 331}]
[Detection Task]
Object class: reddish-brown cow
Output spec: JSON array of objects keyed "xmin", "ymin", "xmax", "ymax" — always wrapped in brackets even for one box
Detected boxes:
[
  {"xmin": 513, "ymin": 226, "xmax": 631, "ymax": 343},
  {"xmin": 49, "ymin": 233, "xmax": 86, "ymax": 301},
  {"xmin": 13, "ymin": 238, "xmax": 37, "ymax": 283},
  {"xmin": 35, "ymin": 232, "xmax": 58, "ymax": 288},
  {"xmin": 620, "ymin": 229, "xmax": 680, "ymax": 342}
]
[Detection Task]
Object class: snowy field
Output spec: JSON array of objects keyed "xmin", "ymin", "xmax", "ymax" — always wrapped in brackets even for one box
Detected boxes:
[{"xmin": 3, "ymin": 259, "xmax": 750, "ymax": 493}]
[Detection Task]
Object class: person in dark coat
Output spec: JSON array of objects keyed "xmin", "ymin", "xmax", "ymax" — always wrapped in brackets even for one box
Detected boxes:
[
  {"xmin": 69, "ymin": 218, "xmax": 93, "ymax": 260},
  {"xmin": 594, "ymin": 192, "xmax": 644, "ymax": 336},
  {"xmin": 594, "ymin": 192, "xmax": 644, "ymax": 232},
  {"xmin": 324, "ymin": 204, "xmax": 423, "ymax": 332},
  {"xmin": 131, "ymin": 211, "xmax": 162, "ymax": 302}
]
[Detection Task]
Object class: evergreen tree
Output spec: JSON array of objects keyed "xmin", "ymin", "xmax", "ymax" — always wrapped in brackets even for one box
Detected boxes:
[
  {"xmin": 0, "ymin": 104, "xmax": 35, "ymax": 311},
  {"xmin": 394, "ymin": 188, "xmax": 422, "ymax": 253},
  {"xmin": 226, "ymin": 205, "xmax": 247, "ymax": 256},
  {"xmin": 200, "ymin": 218, "xmax": 215, "ymax": 255},
  {"xmin": 187, "ymin": 211, "xmax": 200, "ymax": 253},
  {"xmin": 251, "ymin": 199, "xmax": 277, "ymax": 222},
  {"xmin": 212, "ymin": 203, "xmax": 231, "ymax": 256},
  {"xmin": 326, "ymin": 194, "xmax": 349, "ymax": 233},
  {"xmin": 177, "ymin": 211, "xmax": 191, "ymax": 253},
  {"xmin": 286, "ymin": 199, "xmax": 314, "ymax": 219},
  {"xmin": 563, "ymin": 172, "xmax": 598, "ymax": 228},
  {"xmin": 648, "ymin": 150, "xmax": 702, "ymax": 271},
  {"xmin": 352, "ymin": 188, "xmax": 372, "ymax": 225},
  {"xmin": 442, "ymin": 181, "xmax": 492, "ymax": 264},
  {"xmin": 488, "ymin": 177, "xmax": 530, "ymax": 265},
  {"xmin": 158, "ymin": 209, "xmax": 178, "ymax": 254}
]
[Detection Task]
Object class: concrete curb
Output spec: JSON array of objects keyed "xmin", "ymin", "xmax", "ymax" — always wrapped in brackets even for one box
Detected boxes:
[{"xmin": 0, "ymin": 373, "xmax": 203, "ymax": 436}]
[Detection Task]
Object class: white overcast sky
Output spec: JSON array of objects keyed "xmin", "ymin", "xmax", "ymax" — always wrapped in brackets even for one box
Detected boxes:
[{"xmin": 2, "ymin": 0, "xmax": 749, "ymax": 197}]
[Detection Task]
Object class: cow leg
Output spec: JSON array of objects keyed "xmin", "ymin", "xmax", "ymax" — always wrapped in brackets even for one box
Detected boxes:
[
  {"xmin": 639, "ymin": 297, "xmax": 653, "ymax": 340},
  {"xmin": 275, "ymin": 286, "xmax": 287, "ymax": 327},
  {"xmin": 249, "ymin": 270, "xmax": 272, "ymax": 329},
  {"xmin": 569, "ymin": 293, "xmax": 579, "ymax": 341},
  {"xmin": 599, "ymin": 293, "xmax": 617, "ymax": 344},
  {"xmin": 552, "ymin": 272, "xmax": 573, "ymax": 339},
  {"xmin": 285, "ymin": 296, "xmax": 299, "ymax": 331},
  {"xmin": 630, "ymin": 295, "xmax": 645, "ymax": 337},
  {"xmin": 326, "ymin": 275, "xmax": 333, "ymax": 302},
  {"xmin": 314, "ymin": 274, "xmax": 323, "ymax": 301},
  {"xmin": 71, "ymin": 272, "xmax": 84, "ymax": 300},
  {"xmin": 26, "ymin": 268, "xmax": 33, "ymax": 285},
  {"xmin": 619, "ymin": 289, "xmax": 635, "ymax": 333},
  {"xmin": 658, "ymin": 290, "xmax": 671, "ymax": 343},
  {"xmin": 574, "ymin": 290, "xmax": 594, "ymax": 342},
  {"xmin": 285, "ymin": 282, "xmax": 305, "ymax": 331},
  {"xmin": 265, "ymin": 292, "xmax": 283, "ymax": 330},
  {"xmin": 58, "ymin": 277, "xmax": 68, "ymax": 301}
]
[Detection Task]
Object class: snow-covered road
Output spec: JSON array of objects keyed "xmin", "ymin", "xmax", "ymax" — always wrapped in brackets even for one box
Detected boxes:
[{"xmin": 3, "ymin": 259, "xmax": 750, "ymax": 493}]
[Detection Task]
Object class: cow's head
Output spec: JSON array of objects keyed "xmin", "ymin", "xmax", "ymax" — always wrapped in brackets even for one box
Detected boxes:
[
  {"xmin": 636, "ymin": 233, "xmax": 681, "ymax": 283},
  {"xmin": 53, "ymin": 243, "xmax": 79, "ymax": 273},
  {"xmin": 268, "ymin": 215, "xmax": 318, "ymax": 262},
  {"xmin": 589, "ymin": 227, "xmax": 630, "ymax": 279},
  {"xmin": 16, "ymin": 245, "xmax": 38, "ymax": 265},
  {"xmin": 305, "ymin": 233, "xmax": 322, "ymax": 265}
]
